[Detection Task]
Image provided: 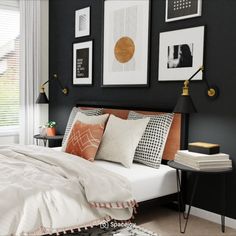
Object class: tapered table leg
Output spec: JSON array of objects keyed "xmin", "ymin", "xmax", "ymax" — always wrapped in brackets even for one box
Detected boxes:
[{"xmin": 176, "ymin": 170, "xmax": 199, "ymax": 234}]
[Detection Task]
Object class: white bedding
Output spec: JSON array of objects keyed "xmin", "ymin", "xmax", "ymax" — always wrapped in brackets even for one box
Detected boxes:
[
  {"xmin": 0, "ymin": 145, "xmax": 135, "ymax": 235},
  {"xmin": 95, "ymin": 160, "xmax": 177, "ymax": 202},
  {"xmin": 53, "ymin": 147, "xmax": 177, "ymax": 203}
]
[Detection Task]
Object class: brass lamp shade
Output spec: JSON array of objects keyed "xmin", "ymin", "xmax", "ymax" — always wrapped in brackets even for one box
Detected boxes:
[
  {"xmin": 36, "ymin": 91, "xmax": 49, "ymax": 104},
  {"xmin": 173, "ymin": 95, "xmax": 197, "ymax": 114}
]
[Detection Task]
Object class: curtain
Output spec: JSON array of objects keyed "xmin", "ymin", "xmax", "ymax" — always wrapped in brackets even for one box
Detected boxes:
[{"xmin": 19, "ymin": 0, "xmax": 41, "ymax": 144}]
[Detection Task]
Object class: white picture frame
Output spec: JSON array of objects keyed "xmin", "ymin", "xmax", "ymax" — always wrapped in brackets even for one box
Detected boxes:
[
  {"xmin": 166, "ymin": 0, "xmax": 202, "ymax": 22},
  {"xmin": 73, "ymin": 41, "xmax": 93, "ymax": 85},
  {"xmin": 102, "ymin": 0, "xmax": 150, "ymax": 87},
  {"xmin": 75, "ymin": 7, "xmax": 90, "ymax": 38},
  {"xmin": 158, "ymin": 26, "xmax": 205, "ymax": 81}
]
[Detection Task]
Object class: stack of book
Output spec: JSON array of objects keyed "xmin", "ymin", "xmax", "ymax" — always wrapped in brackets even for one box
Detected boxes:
[{"xmin": 175, "ymin": 150, "xmax": 232, "ymax": 170}]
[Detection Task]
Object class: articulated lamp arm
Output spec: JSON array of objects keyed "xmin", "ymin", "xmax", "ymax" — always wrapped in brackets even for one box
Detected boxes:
[{"xmin": 181, "ymin": 66, "xmax": 218, "ymax": 99}]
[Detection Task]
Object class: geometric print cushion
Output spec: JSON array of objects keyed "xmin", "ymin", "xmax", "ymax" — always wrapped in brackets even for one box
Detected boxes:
[
  {"xmin": 65, "ymin": 121, "xmax": 104, "ymax": 161},
  {"xmin": 62, "ymin": 107, "xmax": 103, "ymax": 146},
  {"xmin": 128, "ymin": 111, "xmax": 174, "ymax": 169}
]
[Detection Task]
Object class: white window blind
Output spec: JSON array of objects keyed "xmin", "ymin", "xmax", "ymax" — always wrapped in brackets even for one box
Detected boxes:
[{"xmin": 0, "ymin": 1, "xmax": 20, "ymax": 134}]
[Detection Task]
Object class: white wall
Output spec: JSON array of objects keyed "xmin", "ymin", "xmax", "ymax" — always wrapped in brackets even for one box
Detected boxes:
[
  {"xmin": 0, "ymin": 135, "xmax": 19, "ymax": 144},
  {"xmin": 0, "ymin": 0, "xmax": 49, "ymax": 145}
]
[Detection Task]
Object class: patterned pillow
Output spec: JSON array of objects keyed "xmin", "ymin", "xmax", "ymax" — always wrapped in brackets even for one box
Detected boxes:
[
  {"xmin": 62, "ymin": 112, "xmax": 109, "ymax": 151},
  {"xmin": 65, "ymin": 121, "xmax": 104, "ymax": 161},
  {"xmin": 128, "ymin": 111, "xmax": 174, "ymax": 169},
  {"xmin": 62, "ymin": 107, "xmax": 103, "ymax": 145}
]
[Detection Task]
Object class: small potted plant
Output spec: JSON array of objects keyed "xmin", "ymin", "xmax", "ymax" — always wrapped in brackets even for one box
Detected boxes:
[{"xmin": 46, "ymin": 121, "xmax": 56, "ymax": 136}]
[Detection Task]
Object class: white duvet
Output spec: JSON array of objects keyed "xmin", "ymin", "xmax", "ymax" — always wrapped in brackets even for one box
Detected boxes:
[{"xmin": 0, "ymin": 145, "xmax": 135, "ymax": 235}]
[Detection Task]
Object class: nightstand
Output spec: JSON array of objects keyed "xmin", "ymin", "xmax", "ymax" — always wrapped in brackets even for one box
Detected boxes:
[
  {"xmin": 168, "ymin": 160, "xmax": 232, "ymax": 234},
  {"xmin": 34, "ymin": 134, "xmax": 64, "ymax": 147}
]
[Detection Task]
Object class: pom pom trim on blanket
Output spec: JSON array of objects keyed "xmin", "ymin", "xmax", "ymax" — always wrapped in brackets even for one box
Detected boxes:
[{"xmin": 26, "ymin": 199, "xmax": 138, "ymax": 236}]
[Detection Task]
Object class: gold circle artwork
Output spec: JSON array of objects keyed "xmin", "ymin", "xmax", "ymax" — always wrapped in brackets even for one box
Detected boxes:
[{"xmin": 114, "ymin": 37, "xmax": 135, "ymax": 63}]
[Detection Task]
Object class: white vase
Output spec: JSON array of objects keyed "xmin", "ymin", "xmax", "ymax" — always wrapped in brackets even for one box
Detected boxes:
[{"xmin": 39, "ymin": 127, "xmax": 47, "ymax": 137}]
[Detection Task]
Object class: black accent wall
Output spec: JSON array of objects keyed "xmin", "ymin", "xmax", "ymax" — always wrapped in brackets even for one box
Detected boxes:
[{"xmin": 49, "ymin": 0, "xmax": 236, "ymax": 219}]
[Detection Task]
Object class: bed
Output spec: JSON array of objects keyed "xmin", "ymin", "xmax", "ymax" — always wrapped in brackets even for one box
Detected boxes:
[
  {"xmin": 0, "ymin": 104, "xmax": 181, "ymax": 235},
  {"xmin": 95, "ymin": 161, "xmax": 177, "ymax": 203},
  {"xmin": 54, "ymin": 147, "xmax": 177, "ymax": 203},
  {"xmin": 55, "ymin": 103, "xmax": 182, "ymax": 204}
]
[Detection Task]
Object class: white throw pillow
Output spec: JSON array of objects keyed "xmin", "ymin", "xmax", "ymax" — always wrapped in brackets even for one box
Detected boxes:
[
  {"xmin": 96, "ymin": 115, "xmax": 150, "ymax": 168},
  {"xmin": 62, "ymin": 111, "xmax": 109, "ymax": 151}
]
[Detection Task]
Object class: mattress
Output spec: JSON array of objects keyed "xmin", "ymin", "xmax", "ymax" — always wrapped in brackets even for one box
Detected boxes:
[{"xmin": 52, "ymin": 147, "xmax": 177, "ymax": 202}]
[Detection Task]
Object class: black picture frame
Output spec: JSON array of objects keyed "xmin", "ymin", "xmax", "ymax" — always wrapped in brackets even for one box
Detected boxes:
[
  {"xmin": 75, "ymin": 6, "xmax": 91, "ymax": 38},
  {"xmin": 166, "ymin": 0, "xmax": 202, "ymax": 22},
  {"xmin": 73, "ymin": 41, "xmax": 93, "ymax": 85},
  {"xmin": 101, "ymin": 0, "xmax": 151, "ymax": 87},
  {"xmin": 158, "ymin": 26, "xmax": 205, "ymax": 81}
]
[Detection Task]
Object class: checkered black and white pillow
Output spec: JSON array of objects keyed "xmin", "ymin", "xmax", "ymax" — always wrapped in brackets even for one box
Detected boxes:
[
  {"xmin": 128, "ymin": 111, "xmax": 174, "ymax": 169},
  {"xmin": 62, "ymin": 107, "xmax": 103, "ymax": 145}
]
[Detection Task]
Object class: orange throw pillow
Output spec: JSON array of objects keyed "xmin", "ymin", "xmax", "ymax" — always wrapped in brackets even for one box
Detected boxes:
[{"xmin": 65, "ymin": 121, "xmax": 104, "ymax": 161}]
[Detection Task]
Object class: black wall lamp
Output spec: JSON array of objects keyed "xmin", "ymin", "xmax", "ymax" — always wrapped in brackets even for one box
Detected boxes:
[
  {"xmin": 173, "ymin": 66, "xmax": 219, "ymax": 150},
  {"xmin": 36, "ymin": 74, "xmax": 69, "ymax": 104},
  {"xmin": 174, "ymin": 66, "xmax": 218, "ymax": 114}
]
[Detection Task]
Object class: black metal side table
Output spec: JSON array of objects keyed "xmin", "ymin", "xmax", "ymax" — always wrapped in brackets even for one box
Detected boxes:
[
  {"xmin": 34, "ymin": 134, "xmax": 64, "ymax": 147},
  {"xmin": 168, "ymin": 160, "xmax": 232, "ymax": 234}
]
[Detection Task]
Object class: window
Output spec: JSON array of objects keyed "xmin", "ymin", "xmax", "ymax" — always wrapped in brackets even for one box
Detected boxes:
[{"xmin": 0, "ymin": 1, "xmax": 20, "ymax": 135}]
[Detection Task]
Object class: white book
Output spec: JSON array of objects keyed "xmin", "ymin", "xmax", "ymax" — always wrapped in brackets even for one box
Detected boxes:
[
  {"xmin": 175, "ymin": 154, "xmax": 230, "ymax": 165},
  {"xmin": 175, "ymin": 155, "xmax": 232, "ymax": 167},
  {"xmin": 175, "ymin": 159, "xmax": 232, "ymax": 171},
  {"xmin": 177, "ymin": 150, "xmax": 229, "ymax": 160}
]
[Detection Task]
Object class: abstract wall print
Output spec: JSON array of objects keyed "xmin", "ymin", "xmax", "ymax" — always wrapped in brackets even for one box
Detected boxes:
[
  {"xmin": 158, "ymin": 26, "xmax": 204, "ymax": 81},
  {"xmin": 73, "ymin": 41, "xmax": 93, "ymax": 85},
  {"xmin": 166, "ymin": 0, "xmax": 202, "ymax": 22},
  {"xmin": 75, "ymin": 7, "xmax": 90, "ymax": 38},
  {"xmin": 102, "ymin": 0, "xmax": 150, "ymax": 87}
]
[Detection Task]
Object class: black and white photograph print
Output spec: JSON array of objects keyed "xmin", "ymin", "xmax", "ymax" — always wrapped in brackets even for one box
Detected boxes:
[
  {"xmin": 158, "ymin": 26, "xmax": 204, "ymax": 81},
  {"xmin": 73, "ymin": 41, "xmax": 93, "ymax": 85},
  {"xmin": 75, "ymin": 7, "xmax": 90, "ymax": 38},
  {"xmin": 167, "ymin": 44, "xmax": 193, "ymax": 68},
  {"xmin": 166, "ymin": 0, "xmax": 202, "ymax": 22}
]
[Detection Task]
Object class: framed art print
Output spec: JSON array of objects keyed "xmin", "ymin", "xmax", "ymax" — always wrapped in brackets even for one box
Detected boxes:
[
  {"xmin": 75, "ymin": 7, "xmax": 90, "ymax": 38},
  {"xmin": 73, "ymin": 41, "xmax": 93, "ymax": 85},
  {"xmin": 166, "ymin": 0, "xmax": 202, "ymax": 22},
  {"xmin": 158, "ymin": 26, "xmax": 205, "ymax": 81},
  {"xmin": 102, "ymin": 0, "xmax": 150, "ymax": 87}
]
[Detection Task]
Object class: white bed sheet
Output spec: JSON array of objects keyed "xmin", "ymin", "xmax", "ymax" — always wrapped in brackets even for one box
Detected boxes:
[{"xmin": 52, "ymin": 147, "xmax": 177, "ymax": 202}]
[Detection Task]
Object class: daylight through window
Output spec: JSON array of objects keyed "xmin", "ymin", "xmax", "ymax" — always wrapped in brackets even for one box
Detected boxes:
[{"xmin": 0, "ymin": 3, "xmax": 20, "ymax": 134}]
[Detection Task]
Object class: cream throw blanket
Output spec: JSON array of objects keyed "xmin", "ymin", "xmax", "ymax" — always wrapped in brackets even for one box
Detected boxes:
[{"xmin": 0, "ymin": 145, "xmax": 135, "ymax": 235}]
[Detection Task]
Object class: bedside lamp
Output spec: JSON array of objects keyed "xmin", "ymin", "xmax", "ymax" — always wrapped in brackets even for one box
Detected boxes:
[
  {"xmin": 174, "ymin": 66, "xmax": 218, "ymax": 114},
  {"xmin": 36, "ymin": 74, "xmax": 68, "ymax": 104},
  {"xmin": 173, "ymin": 66, "xmax": 219, "ymax": 149}
]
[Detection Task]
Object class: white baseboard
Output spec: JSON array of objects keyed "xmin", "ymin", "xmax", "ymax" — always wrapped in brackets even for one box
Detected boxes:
[{"xmin": 187, "ymin": 205, "xmax": 236, "ymax": 230}]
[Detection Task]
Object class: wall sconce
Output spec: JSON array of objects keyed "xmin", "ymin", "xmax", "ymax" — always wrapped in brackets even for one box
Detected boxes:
[
  {"xmin": 173, "ymin": 66, "xmax": 219, "ymax": 150},
  {"xmin": 36, "ymin": 74, "xmax": 68, "ymax": 104},
  {"xmin": 173, "ymin": 66, "xmax": 218, "ymax": 114}
]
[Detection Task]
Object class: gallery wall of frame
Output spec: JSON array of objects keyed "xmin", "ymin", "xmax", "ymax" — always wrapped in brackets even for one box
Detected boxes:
[
  {"xmin": 74, "ymin": 6, "xmax": 92, "ymax": 85},
  {"xmin": 49, "ymin": 0, "xmax": 236, "ymax": 220}
]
